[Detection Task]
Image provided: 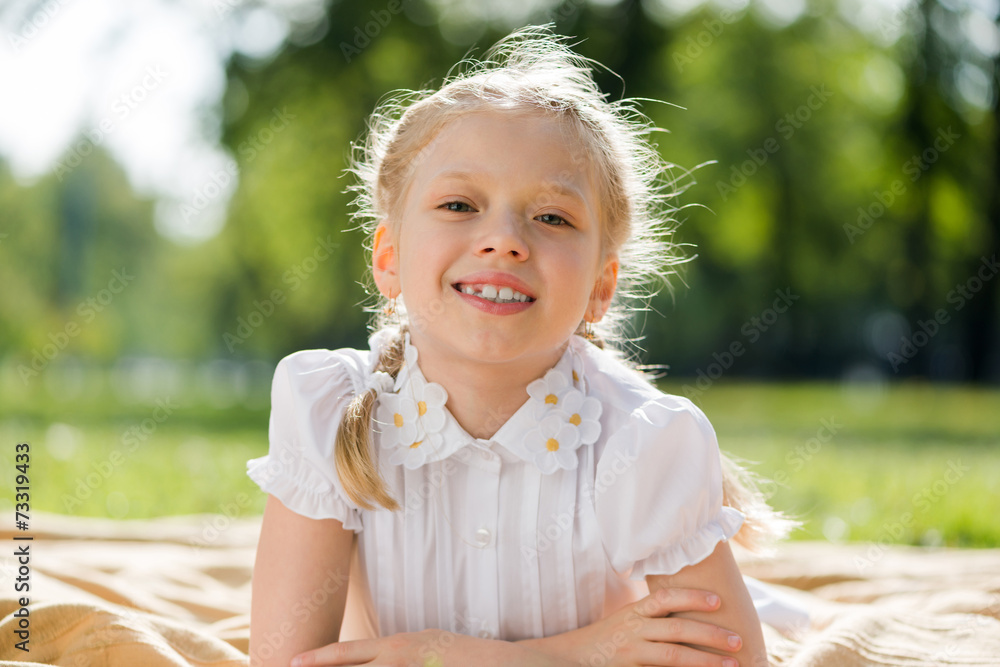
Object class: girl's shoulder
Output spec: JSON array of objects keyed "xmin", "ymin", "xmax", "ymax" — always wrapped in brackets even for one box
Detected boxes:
[
  {"xmin": 274, "ymin": 348, "xmax": 369, "ymax": 402},
  {"xmin": 576, "ymin": 338, "xmax": 703, "ymax": 423},
  {"xmin": 273, "ymin": 340, "xmax": 381, "ymax": 404}
]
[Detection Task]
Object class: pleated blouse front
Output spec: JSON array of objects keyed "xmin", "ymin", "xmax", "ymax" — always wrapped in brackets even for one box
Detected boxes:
[{"xmin": 247, "ymin": 330, "xmax": 744, "ymax": 642}]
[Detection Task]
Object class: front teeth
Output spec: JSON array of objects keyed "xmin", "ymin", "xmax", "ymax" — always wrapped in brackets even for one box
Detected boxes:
[{"xmin": 460, "ymin": 284, "xmax": 531, "ymax": 303}]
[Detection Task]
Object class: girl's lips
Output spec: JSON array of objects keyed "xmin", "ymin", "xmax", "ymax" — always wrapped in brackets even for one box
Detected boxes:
[
  {"xmin": 452, "ymin": 283, "xmax": 535, "ymax": 303},
  {"xmin": 451, "ymin": 271, "xmax": 537, "ymax": 300},
  {"xmin": 452, "ymin": 284, "xmax": 535, "ymax": 315}
]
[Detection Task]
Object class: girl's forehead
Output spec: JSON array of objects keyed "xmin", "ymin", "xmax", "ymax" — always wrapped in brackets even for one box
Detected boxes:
[{"xmin": 416, "ymin": 109, "xmax": 594, "ymax": 184}]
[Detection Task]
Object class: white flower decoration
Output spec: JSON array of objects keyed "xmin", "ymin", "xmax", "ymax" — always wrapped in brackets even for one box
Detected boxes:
[
  {"xmin": 527, "ymin": 368, "xmax": 574, "ymax": 419},
  {"xmin": 403, "ymin": 333, "xmax": 419, "ymax": 367},
  {"xmin": 525, "ymin": 413, "xmax": 582, "ymax": 474},
  {"xmin": 558, "ymin": 389, "xmax": 602, "ymax": 445},
  {"xmin": 389, "ymin": 430, "xmax": 445, "ymax": 469},
  {"xmin": 376, "ymin": 393, "xmax": 420, "ymax": 448},
  {"xmin": 374, "ymin": 361, "xmax": 449, "ymax": 469},
  {"xmin": 365, "ymin": 370, "xmax": 395, "ymax": 394},
  {"xmin": 408, "ymin": 376, "xmax": 448, "ymax": 433}
]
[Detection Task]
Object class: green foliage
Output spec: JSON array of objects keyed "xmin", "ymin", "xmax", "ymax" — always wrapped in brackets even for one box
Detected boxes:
[{"xmin": 2, "ymin": 1, "xmax": 995, "ymax": 379}]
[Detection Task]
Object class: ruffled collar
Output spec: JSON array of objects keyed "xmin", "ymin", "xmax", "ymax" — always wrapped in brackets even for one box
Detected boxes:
[{"xmin": 367, "ymin": 330, "xmax": 602, "ymax": 474}]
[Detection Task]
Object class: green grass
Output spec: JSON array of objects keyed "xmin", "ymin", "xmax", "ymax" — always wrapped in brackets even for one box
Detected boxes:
[
  {"xmin": 1, "ymin": 376, "xmax": 997, "ymax": 547},
  {"xmin": 662, "ymin": 380, "xmax": 1000, "ymax": 548},
  {"xmin": 0, "ymin": 420, "xmax": 268, "ymax": 519}
]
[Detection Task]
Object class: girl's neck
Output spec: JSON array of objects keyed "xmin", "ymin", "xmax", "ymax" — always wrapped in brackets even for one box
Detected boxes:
[{"xmin": 408, "ymin": 333, "xmax": 566, "ymax": 441}]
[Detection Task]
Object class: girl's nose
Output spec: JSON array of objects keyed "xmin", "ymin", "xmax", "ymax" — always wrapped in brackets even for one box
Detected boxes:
[{"xmin": 476, "ymin": 209, "xmax": 530, "ymax": 260}]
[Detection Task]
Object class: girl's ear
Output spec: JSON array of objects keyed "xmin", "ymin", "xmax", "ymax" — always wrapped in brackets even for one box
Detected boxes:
[
  {"xmin": 372, "ymin": 222, "xmax": 401, "ymax": 298},
  {"xmin": 587, "ymin": 255, "xmax": 619, "ymax": 323}
]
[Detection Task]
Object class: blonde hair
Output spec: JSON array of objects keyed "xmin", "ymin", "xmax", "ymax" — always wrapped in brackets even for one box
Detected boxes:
[{"xmin": 335, "ymin": 24, "xmax": 795, "ymax": 549}]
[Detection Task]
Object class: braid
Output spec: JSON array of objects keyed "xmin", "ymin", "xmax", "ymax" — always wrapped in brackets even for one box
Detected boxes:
[{"xmin": 334, "ymin": 326, "xmax": 407, "ymax": 511}]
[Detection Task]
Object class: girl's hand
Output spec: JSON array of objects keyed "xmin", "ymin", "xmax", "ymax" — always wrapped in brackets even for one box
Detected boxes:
[
  {"xmin": 520, "ymin": 588, "xmax": 743, "ymax": 667},
  {"xmin": 291, "ymin": 628, "xmax": 572, "ymax": 667}
]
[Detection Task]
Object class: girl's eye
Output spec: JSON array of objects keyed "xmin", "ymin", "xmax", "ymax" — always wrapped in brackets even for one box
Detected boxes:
[
  {"xmin": 440, "ymin": 201, "xmax": 473, "ymax": 213},
  {"xmin": 439, "ymin": 201, "xmax": 569, "ymax": 227},
  {"xmin": 537, "ymin": 213, "xmax": 569, "ymax": 227}
]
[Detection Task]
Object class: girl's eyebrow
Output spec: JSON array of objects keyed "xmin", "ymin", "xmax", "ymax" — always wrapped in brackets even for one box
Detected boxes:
[
  {"xmin": 430, "ymin": 169, "xmax": 589, "ymax": 207},
  {"xmin": 428, "ymin": 169, "xmax": 487, "ymax": 187}
]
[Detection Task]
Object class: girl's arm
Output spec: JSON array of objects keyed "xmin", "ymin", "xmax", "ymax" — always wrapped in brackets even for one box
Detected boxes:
[
  {"xmin": 249, "ymin": 495, "xmax": 355, "ymax": 667},
  {"xmin": 645, "ymin": 540, "xmax": 767, "ymax": 667},
  {"xmin": 290, "ymin": 562, "xmax": 748, "ymax": 667},
  {"xmin": 517, "ymin": 585, "xmax": 743, "ymax": 667}
]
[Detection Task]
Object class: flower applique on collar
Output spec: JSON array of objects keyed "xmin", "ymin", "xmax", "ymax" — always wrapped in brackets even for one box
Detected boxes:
[
  {"xmin": 371, "ymin": 332, "xmax": 601, "ymax": 474},
  {"xmin": 373, "ymin": 335, "xmax": 450, "ymax": 469},
  {"xmin": 523, "ymin": 365, "xmax": 603, "ymax": 474}
]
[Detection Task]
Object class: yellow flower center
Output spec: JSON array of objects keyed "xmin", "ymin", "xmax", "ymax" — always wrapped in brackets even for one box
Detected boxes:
[
  {"xmin": 572, "ymin": 370, "xmax": 579, "ymax": 382},
  {"xmin": 393, "ymin": 413, "xmax": 404, "ymax": 427},
  {"xmin": 546, "ymin": 437, "xmax": 559, "ymax": 452},
  {"xmin": 418, "ymin": 400, "xmax": 427, "ymax": 416},
  {"xmin": 569, "ymin": 413, "xmax": 581, "ymax": 426},
  {"xmin": 410, "ymin": 440, "xmax": 422, "ymax": 449},
  {"xmin": 545, "ymin": 393, "xmax": 558, "ymax": 405}
]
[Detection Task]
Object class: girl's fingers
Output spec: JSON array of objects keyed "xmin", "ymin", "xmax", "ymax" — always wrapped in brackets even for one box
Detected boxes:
[
  {"xmin": 632, "ymin": 640, "xmax": 739, "ymax": 667},
  {"xmin": 291, "ymin": 639, "xmax": 377, "ymax": 666},
  {"xmin": 641, "ymin": 616, "xmax": 742, "ymax": 654},
  {"xmin": 635, "ymin": 588, "xmax": 723, "ymax": 618}
]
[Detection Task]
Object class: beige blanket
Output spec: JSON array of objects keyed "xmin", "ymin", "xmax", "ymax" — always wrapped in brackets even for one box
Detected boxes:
[{"xmin": 1, "ymin": 512, "xmax": 998, "ymax": 666}]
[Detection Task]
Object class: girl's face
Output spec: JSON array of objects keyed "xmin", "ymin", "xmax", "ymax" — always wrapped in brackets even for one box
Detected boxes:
[{"xmin": 373, "ymin": 109, "xmax": 618, "ymax": 370}]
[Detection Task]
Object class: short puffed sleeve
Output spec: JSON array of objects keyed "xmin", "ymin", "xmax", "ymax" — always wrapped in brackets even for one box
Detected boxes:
[
  {"xmin": 594, "ymin": 395, "xmax": 745, "ymax": 579},
  {"xmin": 246, "ymin": 348, "xmax": 370, "ymax": 532}
]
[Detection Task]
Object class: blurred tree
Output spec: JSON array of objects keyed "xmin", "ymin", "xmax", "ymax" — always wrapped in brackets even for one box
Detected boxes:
[{"xmin": 1, "ymin": 0, "xmax": 996, "ymax": 384}]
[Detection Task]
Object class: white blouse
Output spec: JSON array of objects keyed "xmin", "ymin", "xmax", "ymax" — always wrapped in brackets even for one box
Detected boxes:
[{"xmin": 247, "ymin": 330, "xmax": 745, "ymax": 642}]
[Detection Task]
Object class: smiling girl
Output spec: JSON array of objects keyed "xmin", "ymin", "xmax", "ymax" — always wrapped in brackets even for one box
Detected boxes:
[{"xmin": 247, "ymin": 24, "xmax": 800, "ymax": 667}]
